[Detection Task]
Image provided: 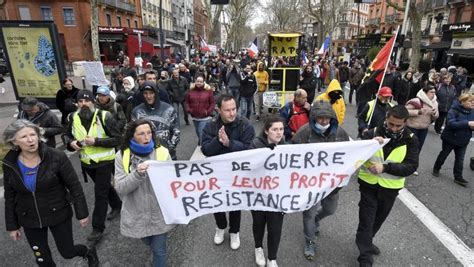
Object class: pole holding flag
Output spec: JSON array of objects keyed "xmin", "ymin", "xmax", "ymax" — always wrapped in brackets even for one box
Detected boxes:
[{"xmin": 366, "ymin": 25, "xmax": 400, "ymax": 126}]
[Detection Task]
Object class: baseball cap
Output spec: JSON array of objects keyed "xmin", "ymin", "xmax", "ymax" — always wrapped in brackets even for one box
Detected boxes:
[
  {"xmin": 96, "ymin": 86, "xmax": 111, "ymax": 96},
  {"xmin": 379, "ymin": 86, "xmax": 393, "ymax": 97},
  {"xmin": 76, "ymin": 90, "xmax": 95, "ymax": 102}
]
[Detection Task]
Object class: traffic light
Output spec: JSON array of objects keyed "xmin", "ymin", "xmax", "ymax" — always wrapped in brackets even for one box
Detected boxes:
[{"xmin": 211, "ymin": 0, "xmax": 229, "ymax": 4}]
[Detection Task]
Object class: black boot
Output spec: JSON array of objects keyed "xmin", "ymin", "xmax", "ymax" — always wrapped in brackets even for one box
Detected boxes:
[
  {"xmin": 454, "ymin": 177, "xmax": 469, "ymax": 186},
  {"xmin": 85, "ymin": 247, "xmax": 99, "ymax": 267}
]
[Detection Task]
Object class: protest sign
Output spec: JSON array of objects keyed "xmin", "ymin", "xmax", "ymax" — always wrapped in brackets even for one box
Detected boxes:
[
  {"xmin": 269, "ymin": 36, "xmax": 299, "ymax": 57},
  {"xmin": 82, "ymin": 61, "xmax": 109, "ymax": 86},
  {"xmin": 148, "ymin": 140, "xmax": 384, "ymax": 224}
]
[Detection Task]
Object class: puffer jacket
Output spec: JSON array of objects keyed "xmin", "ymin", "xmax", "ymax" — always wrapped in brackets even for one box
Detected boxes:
[
  {"xmin": 441, "ymin": 100, "xmax": 474, "ymax": 147},
  {"xmin": 3, "ymin": 143, "xmax": 88, "ymax": 230},
  {"xmin": 406, "ymin": 90, "xmax": 439, "ymax": 129},
  {"xmin": 436, "ymin": 83, "xmax": 457, "ymax": 112},
  {"xmin": 316, "ymin": 79, "xmax": 346, "ymax": 124},
  {"xmin": 18, "ymin": 102, "xmax": 63, "ymax": 148},
  {"xmin": 184, "ymin": 83, "xmax": 215, "ymax": 119},
  {"xmin": 131, "ymin": 85, "xmax": 180, "ymax": 152},
  {"xmin": 114, "ymin": 149, "xmax": 175, "ymax": 238}
]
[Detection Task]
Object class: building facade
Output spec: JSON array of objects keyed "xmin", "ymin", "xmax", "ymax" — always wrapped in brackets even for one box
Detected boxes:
[
  {"xmin": 193, "ymin": 0, "xmax": 210, "ymax": 51},
  {"xmin": 0, "ymin": 0, "xmax": 145, "ymax": 65},
  {"xmin": 333, "ymin": 3, "xmax": 370, "ymax": 55},
  {"xmin": 171, "ymin": 0, "xmax": 194, "ymax": 57}
]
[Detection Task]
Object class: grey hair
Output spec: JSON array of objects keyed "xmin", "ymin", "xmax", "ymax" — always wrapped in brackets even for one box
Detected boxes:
[
  {"xmin": 2, "ymin": 119, "xmax": 44, "ymax": 147},
  {"xmin": 294, "ymin": 88, "xmax": 306, "ymax": 98}
]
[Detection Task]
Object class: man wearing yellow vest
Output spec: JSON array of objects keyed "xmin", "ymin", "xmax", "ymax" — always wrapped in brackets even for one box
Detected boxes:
[
  {"xmin": 63, "ymin": 90, "xmax": 122, "ymax": 242},
  {"xmin": 356, "ymin": 105, "xmax": 419, "ymax": 267},
  {"xmin": 358, "ymin": 86, "xmax": 394, "ymax": 136}
]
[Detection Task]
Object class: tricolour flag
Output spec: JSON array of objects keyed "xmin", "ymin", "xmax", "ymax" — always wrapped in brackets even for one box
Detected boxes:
[
  {"xmin": 200, "ymin": 37, "xmax": 210, "ymax": 52},
  {"xmin": 302, "ymin": 51, "xmax": 309, "ymax": 65},
  {"xmin": 317, "ymin": 35, "xmax": 331, "ymax": 56},
  {"xmin": 247, "ymin": 38, "xmax": 258, "ymax": 58},
  {"xmin": 361, "ymin": 34, "xmax": 396, "ymax": 85}
]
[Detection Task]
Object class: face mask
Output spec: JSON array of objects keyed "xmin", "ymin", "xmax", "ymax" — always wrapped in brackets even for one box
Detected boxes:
[
  {"xmin": 124, "ymin": 84, "xmax": 133, "ymax": 91},
  {"xmin": 315, "ymin": 122, "xmax": 330, "ymax": 132},
  {"xmin": 161, "ymin": 76, "xmax": 166, "ymax": 80},
  {"xmin": 384, "ymin": 123, "xmax": 404, "ymax": 141}
]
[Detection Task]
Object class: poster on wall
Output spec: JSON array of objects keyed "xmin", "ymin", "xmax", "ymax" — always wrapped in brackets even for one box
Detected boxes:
[{"xmin": 0, "ymin": 21, "xmax": 66, "ymax": 106}]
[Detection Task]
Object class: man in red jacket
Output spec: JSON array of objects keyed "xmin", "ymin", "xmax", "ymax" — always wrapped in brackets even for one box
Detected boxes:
[{"xmin": 184, "ymin": 76, "xmax": 216, "ymax": 145}]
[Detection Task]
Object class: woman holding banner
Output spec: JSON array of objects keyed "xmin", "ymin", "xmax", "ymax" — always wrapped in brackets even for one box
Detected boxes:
[
  {"xmin": 249, "ymin": 115, "xmax": 286, "ymax": 267},
  {"xmin": 114, "ymin": 119, "xmax": 175, "ymax": 267}
]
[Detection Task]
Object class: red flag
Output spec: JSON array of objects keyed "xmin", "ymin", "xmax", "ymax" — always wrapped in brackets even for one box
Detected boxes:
[{"xmin": 362, "ymin": 35, "xmax": 396, "ymax": 84}]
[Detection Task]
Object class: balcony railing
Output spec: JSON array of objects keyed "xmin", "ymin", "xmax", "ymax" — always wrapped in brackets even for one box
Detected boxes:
[
  {"xmin": 99, "ymin": 0, "xmax": 136, "ymax": 13},
  {"xmin": 385, "ymin": 13, "xmax": 401, "ymax": 24},
  {"xmin": 367, "ymin": 18, "xmax": 381, "ymax": 26}
]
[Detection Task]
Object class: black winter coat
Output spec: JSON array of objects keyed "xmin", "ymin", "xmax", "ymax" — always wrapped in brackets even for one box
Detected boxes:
[
  {"xmin": 55, "ymin": 86, "xmax": 79, "ymax": 124},
  {"xmin": 201, "ymin": 116, "xmax": 255, "ymax": 156},
  {"xmin": 3, "ymin": 143, "xmax": 88, "ymax": 230},
  {"xmin": 239, "ymin": 72, "xmax": 257, "ymax": 97},
  {"xmin": 18, "ymin": 102, "xmax": 63, "ymax": 148}
]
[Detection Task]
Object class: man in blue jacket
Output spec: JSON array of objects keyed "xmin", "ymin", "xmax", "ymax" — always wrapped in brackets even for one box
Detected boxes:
[{"xmin": 201, "ymin": 94, "xmax": 255, "ymax": 251}]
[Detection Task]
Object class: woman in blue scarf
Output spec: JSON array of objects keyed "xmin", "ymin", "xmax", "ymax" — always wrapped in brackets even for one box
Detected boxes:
[{"xmin": 114, "ymin": 119, "xmax": 175, "ymax": 267}]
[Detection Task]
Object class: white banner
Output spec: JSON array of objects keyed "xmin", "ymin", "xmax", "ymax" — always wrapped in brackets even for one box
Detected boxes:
[
  {"xmin": 148, "ymin": 140, "xmax": 384, "ymax": 224},
  {"xmin": 82, "ymin": 61, "xmax": 109, "ymax": 86}
]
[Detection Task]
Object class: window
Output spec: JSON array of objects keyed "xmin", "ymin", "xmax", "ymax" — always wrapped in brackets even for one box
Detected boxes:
[
  {"xmin": 117, "ymin": 16, "xmax": 122, "ymax": 27},
  {"xmin": 41, "ymin": 6, "xmax": 53, "ymax": 20},
  {"xmin": 19, "ymin": 6, "xmax": 31, "ymax": 20},
  {"xmin": 127, "ymin": 18, "xmax": 131, "ymax": 28},
  {"xmin": 134, "ymin": 20, "xmax": 138, "ymax": 28},
  {"xmin": 106, "ymin": 14, "xmax": 112, "ymax": 26},
  {"xmin": 63, "ymin": 7, "xmax": 75, "ymax": 25},
  {"xmin": 455, "ymin": 7, "xmax": 463, "ymax": 23}
]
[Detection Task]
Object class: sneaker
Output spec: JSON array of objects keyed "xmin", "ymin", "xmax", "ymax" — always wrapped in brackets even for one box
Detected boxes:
[
  {"xmin": 304, "ymin": 240, "xmax": 316, "ymax": 260},
  {"xmin": 413, "ymin": 171, "xmax": 419, "ymax": 176},
  {"xmin": 230, "ymin": 232, "xmax": 240, "ymax": 250},
  {"xmin": 255, "ymin": 247, "xmax": 266, "ymax": 266},
  {"xmin": 214, "ymin": 228, "xmax": 225, "ymax": 245},
  {"xmin": 454, "ymin": 177, "xmax": 469, "ymax": 186},
  {"xmin": 85, "ymin": 246, "xmax": 99, "ymax": 267},
  {"xmin": 432, "ymin": 169, "xmax": 440, "ymax": 177},
  {"xmin": 107, "ymin": 208, "xmax": 121, "ymax": 221},
  {"xmin": 371, "ymin": 244, "xmax": 381, "ymax": 255},
  {"xmin": 87, "ymin": 229, "xmax": 103, "ymax": 242},
  {"xmin": 266, "ymin": 259, "xmax": 278, "ymax": 267}
]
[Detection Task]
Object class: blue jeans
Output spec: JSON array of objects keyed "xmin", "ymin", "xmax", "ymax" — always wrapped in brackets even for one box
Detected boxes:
[
  {"xmin": 303, "ymin": 192, "xmax": 339, "ymax": 242},
  {"xmin": 239, "ymin": 96, "xmax": 253, "ymax": 119},
  {"xmin": 142, "ymin": 233, "xmax": 168, "ymax": 267},
  {"xmin": 408, "ymin": 127, "xmax": 428, "ymax": 152},
  {"xmin": 193, "ymin": 118, "xmax": 211, "ymax": 145}
]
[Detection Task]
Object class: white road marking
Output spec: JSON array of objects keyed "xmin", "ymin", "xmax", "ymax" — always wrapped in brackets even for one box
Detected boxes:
[{"xmin": 398, "ymin": 188, "xmax": 474, "ymax": 266}]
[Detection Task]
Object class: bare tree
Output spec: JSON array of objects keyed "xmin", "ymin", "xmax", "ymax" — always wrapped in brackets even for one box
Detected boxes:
[
  {"xmin": 386, "ymin": 0, "xmax": 427, "ymax": 70},
  {"xmin": 203, "ymin": 1, "xmax": 224, "ymax": 44},
  {"xmin": 90, "ymin": 0, "xmax": 100, "ymax": 61},
  {"xmin": 223, "ymin": 0, "xmax": 259, "ymax": 51},
  {"xmin": 305, "ymin": 0, "xmax": 352, "ymax": 48},
  {"xmin": 266, "ymin": 0, "xmax": 303, "ymax": 31}
]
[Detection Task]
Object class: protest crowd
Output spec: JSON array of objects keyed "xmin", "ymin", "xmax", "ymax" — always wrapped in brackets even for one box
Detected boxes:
[{"xmin": 2, "ymin": 45, "xmax": 474, "ymax": 267}]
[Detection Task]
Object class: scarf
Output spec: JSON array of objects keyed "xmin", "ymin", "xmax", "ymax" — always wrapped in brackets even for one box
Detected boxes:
[{"xmin": 129, "ymin": 139, "xmax": 155, "ymax": 156}]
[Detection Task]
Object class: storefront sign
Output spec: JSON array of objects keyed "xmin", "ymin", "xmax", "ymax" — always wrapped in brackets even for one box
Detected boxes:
[
  {"xmin": 0, "ymin": 21, "xmax": 65, "ymax": 101},
  {"xmin": 449, "ymin": 24, "xmax": 471, "ymax": 32},
  {"xmin": 147, "ymin": 140, "xmax": 385, "ymax": 224},
  {"xmin": 98, "ymin": 26, "xmax": 125, "ymax": 33}
]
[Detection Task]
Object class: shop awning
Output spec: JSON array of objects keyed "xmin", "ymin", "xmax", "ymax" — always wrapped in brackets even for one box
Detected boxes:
[
  {"xmin": 166, "ymin": 38, "xmax": 185, "ymax": 47},
  {"xmin": 99, "ymin": 33, "xmax": 124, "ymax": 42},
  {"xmin": 447, "ymin": 48, "xmax": 474, "ymax": 57},
  {"xmin": 423, "ymin": 41, "xmax": 451, "ymax": 50}
]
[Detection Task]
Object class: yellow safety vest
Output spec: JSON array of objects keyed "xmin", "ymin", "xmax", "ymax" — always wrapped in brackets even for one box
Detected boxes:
[
  {"xmin": 122, "ymin": 146, "xmax": 169, "ymax": 174},
  {"xmin": 72, "ymin": 110, "xmax": 115, "ymax": 164},
  {"xmin": 365, "ymin": 99, "xmax": 394, "ymax": 122},
  {"xmin": 358, "ymin": 130, "xmax": 413, "ymax": 189}
]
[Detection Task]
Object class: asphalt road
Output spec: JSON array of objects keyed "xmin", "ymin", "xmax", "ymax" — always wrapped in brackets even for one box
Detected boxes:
[{"xmin": 0, "ymin": 100, "xmax": 472, "ymax": 266}]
